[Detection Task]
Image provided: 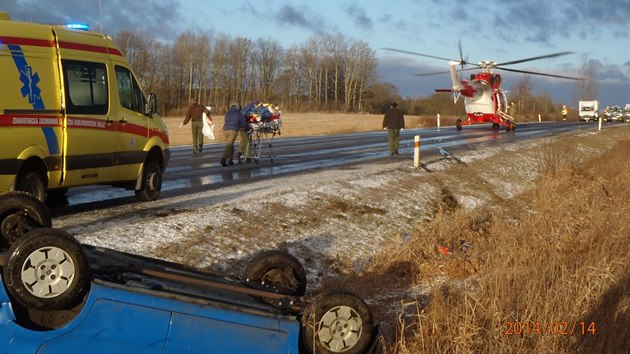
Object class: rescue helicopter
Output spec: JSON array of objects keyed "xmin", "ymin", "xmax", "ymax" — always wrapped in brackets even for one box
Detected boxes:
[{"xmin": 382, "ymin": 45, "xmax": 582, "ymax": 131}]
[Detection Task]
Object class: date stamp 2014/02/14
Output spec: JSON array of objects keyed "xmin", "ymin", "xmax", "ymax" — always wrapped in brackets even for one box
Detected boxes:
[{"xmin": 503, "ymin": 321, "xmax": 596, "ymax": 336}]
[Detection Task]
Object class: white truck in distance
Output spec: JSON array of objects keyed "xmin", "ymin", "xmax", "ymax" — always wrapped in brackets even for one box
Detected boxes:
[{"xmin": 579, "ymin": 101, "xmax": 599, "ymax": 122}]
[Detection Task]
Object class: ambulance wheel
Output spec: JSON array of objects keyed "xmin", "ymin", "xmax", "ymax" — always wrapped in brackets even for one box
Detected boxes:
[
  {"xmin": 0, "ymin": 191, "xmax": 51, "ymax": 249},
  {"xmin": 456, "ymin": 119, "xmax": 462, "ymax": 131},
  {"xmin": 244, "ymin": 250, "xmax": 307, "ymax": 296},
  {"xmin": 2, "ymin": 228, "xmax": 90, "ymax": 310},
  {"xmin": 16, "ymin": 171, "xmax": 46, "ymax": 202},
  {"xmin": 135, "ymin": 160, "xmax": 162, "ymax": 202},
  {"xmin": 46, "ymin": 188, "xmax": 68, "ymax": 200},
  {"xmin": 301, "ymin": 289, "xmax": 374, "ymax": 354}
]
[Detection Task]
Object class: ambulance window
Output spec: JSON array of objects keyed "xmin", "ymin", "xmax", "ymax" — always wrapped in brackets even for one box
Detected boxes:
[
  {"xmin": 62, "ymin": 60, "xmax": 108, "ymax": 115},
  {"xmin": 115, "ymin": 66, "xmax": 146, "ymax": 114}
]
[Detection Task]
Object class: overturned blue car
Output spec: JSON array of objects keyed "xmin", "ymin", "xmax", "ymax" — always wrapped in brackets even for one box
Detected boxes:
[{"xmin": 0, "ymin": 192, "xmax": 379, "ymax": 353}]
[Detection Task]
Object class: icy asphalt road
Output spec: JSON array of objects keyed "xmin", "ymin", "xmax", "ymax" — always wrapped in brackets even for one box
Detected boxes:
[{"xmin": 48, "ymin": 121, "xmax": 603, "ymax": 215}]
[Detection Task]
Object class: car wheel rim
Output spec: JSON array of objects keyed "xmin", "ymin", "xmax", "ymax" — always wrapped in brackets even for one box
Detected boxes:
[
  {"xmin": 148, "ymin": 170, "xmax": 161, "ymax": 192},
  {"xmin": 21, "ymin": 246, "xmax": 76, "ymax": 298},
  {"xmin": 316, "ymin": 305, "xmax": 363, "ymax": 352},
  {"xmin": 1, "ymin": 212, "xmax": 35, "ymax": 243}
]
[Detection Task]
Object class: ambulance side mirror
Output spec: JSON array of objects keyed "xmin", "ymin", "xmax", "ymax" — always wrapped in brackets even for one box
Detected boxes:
[{"xmin": 146, "ymin": 93, "xmax": 158, "ymax": 115}]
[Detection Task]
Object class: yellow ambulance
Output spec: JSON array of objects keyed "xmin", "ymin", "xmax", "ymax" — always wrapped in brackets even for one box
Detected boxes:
[{"xmin": 0, "ymin": 12, "xmax": 170, "ymax": 202}]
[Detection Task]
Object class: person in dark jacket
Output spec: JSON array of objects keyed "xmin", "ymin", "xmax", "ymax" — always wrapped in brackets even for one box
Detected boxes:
[
  {"xmin": 382, "ymin": 102, "xmax": 405, "ymax": 155},
  {"xmin": 181, "ymin": 98, "xmax": 212, "ymax": 155},
  {"xmin": 221, "ymin": 103, "xmax": 248, "ymax": 167}
]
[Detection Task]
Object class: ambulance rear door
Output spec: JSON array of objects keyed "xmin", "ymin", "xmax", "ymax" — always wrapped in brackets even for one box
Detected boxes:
[{"xmin": 0, "ymin": 21, "xmax": 65, "ymax": 192}]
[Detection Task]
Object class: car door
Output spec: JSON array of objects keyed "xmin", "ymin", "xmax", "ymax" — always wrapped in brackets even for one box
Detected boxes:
[
  {"xmin": 112, "ymin": 65, "xmax": 149, "ymax": 181},
  {"xmin": 39, "ymin": 298, "xmax": 171, "ymax": 353}
]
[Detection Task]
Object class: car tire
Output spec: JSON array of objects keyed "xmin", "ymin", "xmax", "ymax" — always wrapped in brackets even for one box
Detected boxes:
[
  {"xmin": 16, "ymin": 171, "xmax": 46, "ymax": 202},
  {"xmin": 2, "ymin": 228, "xmax": 90, "ymax": 310},
  {"xmin": 0, "ymin": 191, "xmax": 52, "ymax": 249},
  {"xmin": 135, "ymin": 160, "xmax": 162, "ymax": 201},
  {"xmin": 244, "ymin": 249, "xmax": 307, "ymax": 296},
  {"xmin": 301, "ymin": 289, "xmax": 374, "ymax": 354}
]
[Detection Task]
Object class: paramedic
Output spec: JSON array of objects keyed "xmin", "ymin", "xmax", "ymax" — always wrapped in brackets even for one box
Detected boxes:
[
  {"xmin": 221, "ymin": 103, "xmax": 248, "ymax": 167},
  {"xmin": 237, "ymin": 126, "xmax": 251, "ymax": 163},
  {"xmin": 382, "ymin": 102, "xmax": 405, "ymax": 156},
  {"xmin": 508, "ymin": 101, "xmax": 517, "ymax": 118},
  {"xmin": 561, "ymin": 105, "xmax": 568, "ymax": 121},
  {"xmin": 181, "ymin": 98, "xmax": 212, "ymax": 155}
]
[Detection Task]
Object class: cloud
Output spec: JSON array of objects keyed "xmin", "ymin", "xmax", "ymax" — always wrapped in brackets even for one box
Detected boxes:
[
  {"xmin": 497, "ymin": 0, "xmax": 628, "ymax": 41},
  {"xmin": 275, "ymin": 5, "xmax": 327, "ymax": 32},
  {"xmin": 436, "ymin": 0, "xmax": 630, "ymax": 45},
  {"xmin": 3, "ymin": 0, "xmax": 182, "ymax": 41},
  {"xmin": 377, "ymin": 55, "xmax": 453, "ymax": 98},
  {"xmin": 342, "ymin": 4, "xmax": 373, "ymax": 30}
]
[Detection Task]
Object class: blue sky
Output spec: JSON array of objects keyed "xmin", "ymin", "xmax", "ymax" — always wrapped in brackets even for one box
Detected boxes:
[{"xmin": 3, "ymin": 0, "xmax": 629, "ymax": 108}]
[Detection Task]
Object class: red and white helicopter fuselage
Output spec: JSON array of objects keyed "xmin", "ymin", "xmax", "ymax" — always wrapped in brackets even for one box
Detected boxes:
[{"xmin": 441, "ymin": 61, "xmax": 514, "ymax": 130}]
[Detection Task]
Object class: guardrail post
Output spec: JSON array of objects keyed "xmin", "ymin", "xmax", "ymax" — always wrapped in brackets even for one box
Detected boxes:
[{"xmin": 414, "ymin": 135, "xmax": 420, "ymax": 168}]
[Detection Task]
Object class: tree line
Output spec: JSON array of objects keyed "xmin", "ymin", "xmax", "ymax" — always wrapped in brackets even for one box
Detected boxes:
[
  {"xmin": 113, "ymin": 31, "xmax": 376, "ymax": 115},
  {"xmin": 113, "ymin": 29, "xmax": 593, "ymax": 117}
]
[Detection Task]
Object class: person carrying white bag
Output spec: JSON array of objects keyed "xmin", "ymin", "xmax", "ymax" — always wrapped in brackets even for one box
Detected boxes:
[
  {"xmin": 180, "ymin": 99, "xmax": 213, "ymax": 155},
  {"xmin": 202, "ymin": 106, "xmax": 215, "ymax": 140}
]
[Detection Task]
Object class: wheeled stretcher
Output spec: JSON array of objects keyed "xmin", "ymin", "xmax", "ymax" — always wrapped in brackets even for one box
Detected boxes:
[{"xmin": 242, "ymin": 103, "xmax": 282, "ymax": 163}]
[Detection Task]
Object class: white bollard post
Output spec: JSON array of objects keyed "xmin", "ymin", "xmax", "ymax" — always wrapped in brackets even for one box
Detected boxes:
[
  {"xmin": 437, "ymin": 114, "xmax": 441, "ymax": 130},
  {"xmin": 538, "ymin": 114, "xmax": 541, "ymax": 122},
  {"xmin": 598, "ymin": 117, "xmax": 602, "ymax": 131},
  {"xmin": 414, "ymin": 135, "xmax": 420, "ymax": 168}
]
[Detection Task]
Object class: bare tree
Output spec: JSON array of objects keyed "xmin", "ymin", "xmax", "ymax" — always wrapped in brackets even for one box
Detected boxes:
[
  {"xmin": 343, "ymin": 39, "xmax": 375, "ymax": 111},
  {"xmin": 254, "ymin": 38, "xmax": 283, "ymax": 101},
  {"xmin": 511, "ymin": 75, "xmax": 533, "ymax": 115},
  {"xmin": 577, "ymin": 55, "xmax": 598, "ymax": 101},
  {"xmin": 276, "ymin": 46, "xmax": 304, "ymax": 108}
]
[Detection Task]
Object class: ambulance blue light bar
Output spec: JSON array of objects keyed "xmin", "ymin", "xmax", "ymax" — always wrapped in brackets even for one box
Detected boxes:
[{"xmin": 66, "ymin": 23, "xmax": 90, "ymax": 30}]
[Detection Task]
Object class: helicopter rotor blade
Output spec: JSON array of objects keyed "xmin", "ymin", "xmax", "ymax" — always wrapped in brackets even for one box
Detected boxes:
[
  {"xmin": 381, "ymin": 47, "xmax": 456, "ymax": 62},
  {"xmin": 496, "ymin": 51, "xmax": 575, "ymax": 66},
  {"xmin": 458, "ymin": 39, "xmax": 465, "ymax": 66},
  {"xmin": 414, "ymin": 70, "xmax": 453, "ymax": 77},
  {"xmin": 496, "ymin": 66, "xmax": 583, "ymax": 80},
  {"xmin": 415, "ymin": 66, "xmax": 479, "ymax": 77}
]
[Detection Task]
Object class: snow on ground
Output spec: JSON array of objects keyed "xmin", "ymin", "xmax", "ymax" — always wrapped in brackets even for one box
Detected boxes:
[{"xmin": 52, "ymin": 128, "xmax": 624, "ymax": 292}]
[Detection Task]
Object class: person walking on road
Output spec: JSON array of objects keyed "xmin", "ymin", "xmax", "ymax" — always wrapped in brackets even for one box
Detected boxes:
[
  {"xmin": 382, "ymin": 102, "xmax": 405, "ymax": 156},
  {"xmin": 221, "ymin": 103, "xmax": 248, "ymax": 167},
  {"xmin": 508, "ymin": 101, "xmax": 517, "ymax": 118},
  {"xmin": 181, "ymin": 98, "xmax": 212, "ymax": 156},
  {"xmin": 236, "ymin": 127, "xmax": 251, "ymax": 163},
  {"xmin": 561, "ymin": 105, "xmax": 568, "ymax": 121}
]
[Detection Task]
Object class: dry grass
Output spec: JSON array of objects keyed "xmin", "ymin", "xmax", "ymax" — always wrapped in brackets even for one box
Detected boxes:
[
  {"xmin": 163, "ymin": 113, "xmax": 449, "ymax": 146},
  {"xmin": 366, "ymin": 139, "xmax": 630, "ymax": 353},
  {"xmin": 165, "ymin": 111, "xmax": 629, "ymax": 353}
]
